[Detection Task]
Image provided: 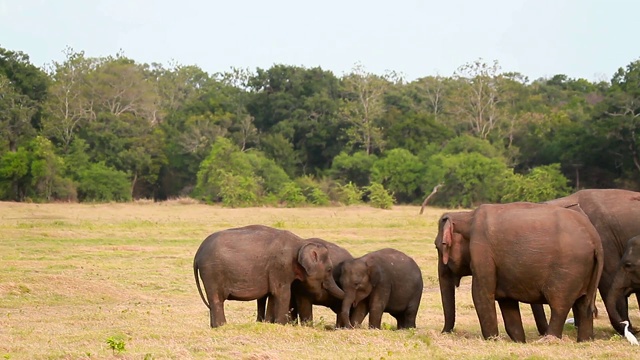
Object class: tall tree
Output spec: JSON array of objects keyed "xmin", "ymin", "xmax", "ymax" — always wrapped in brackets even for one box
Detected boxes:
[{"xmin": 340, "ymin": 63, "xmax": 389, "ymax": 155}]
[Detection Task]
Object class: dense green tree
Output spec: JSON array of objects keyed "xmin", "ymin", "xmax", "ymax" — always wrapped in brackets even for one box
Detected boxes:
[{"xmin": 371, "ymin": 148, "xmax": 425, "ymax": 203}]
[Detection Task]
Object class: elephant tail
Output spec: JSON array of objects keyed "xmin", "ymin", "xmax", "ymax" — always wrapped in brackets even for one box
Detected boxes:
[
  {"xmin": 194, "ymin": 259, "xmax": 210, "ymax": 309},
  {"xmin": 587, "ymin": 241, "xmax": 604, "ymax": 317}
]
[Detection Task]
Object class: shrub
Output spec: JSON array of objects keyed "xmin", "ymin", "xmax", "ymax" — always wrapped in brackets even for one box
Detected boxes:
[
  {"xmin": 77, "ymin": 162, "xmax": 131, "ymax": 202},
  {"xmin": 337, "ymin": 182, "xmax": 364, "ymax": 205},
  {"xmin": 365, "ymin": 182, "xmax": 394, "ymax": 209},
  {"xmin": 328, "ymin": 151, "xmax": 376, "ymax": 187},
  {"xmin": 277, "ymin": 182, "xmax": 307, "ymax": 207},
  {"xmin": 501, "ymin": 163, "xmax": 571, "ymax": 203},
  {"xmin": 371, "ymin": 148, "xmax": 425, "ymax": 203},
  {"xmin": 217, "ymin": 171, "xmax": 260, "ymax": 207}
]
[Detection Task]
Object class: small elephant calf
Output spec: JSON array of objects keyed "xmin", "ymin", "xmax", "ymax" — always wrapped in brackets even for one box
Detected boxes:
[{"xmin": 338, "ymin": 248, "xmax": 423, "ymax": 329}]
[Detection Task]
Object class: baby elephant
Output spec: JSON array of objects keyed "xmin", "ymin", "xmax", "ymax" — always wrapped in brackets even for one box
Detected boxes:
[{"xmin": 338, "ymin": 248, "xmax": 423, "ymax": 329}]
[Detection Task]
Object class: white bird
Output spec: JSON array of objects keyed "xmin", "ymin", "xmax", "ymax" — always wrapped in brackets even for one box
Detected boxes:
[{"xmin": 621, "ymin": 320, "xmax": 639, "ymax": 345}]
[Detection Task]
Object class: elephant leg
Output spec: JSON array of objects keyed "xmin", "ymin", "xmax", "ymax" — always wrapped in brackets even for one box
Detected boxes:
[
  {"xmin": 296, "ymin": 295, "xmax": 313, "ymax": 325},
  {"xmin": 256, "ymin": 296, "xmax": 267, "ymax": 322},
  {"xmin": 531, "ymin": 304, "xmax": 548, "ymax": 335},
  {"xmin": 399, "ymin": 300, "xmax": 419, "ymax": 329},
  {"xmin": 367, "ymin": 292, "xmax": 387, "ymax": 329},
  {"xmin": 471, "ymin": 267, "xmax": 499, "ymax": 339},
  {"xmin": 572, "ymin": 296, "xmax": 594, "ymax": 342},
  {"xmin": 498, "ymin": 299, "xmax": 525, "ymax": 343},
  {"xmin": 349, "ymin": 302, "xmax": 368, "ymax": 328},
  {"xmin": 546, "ymin": 305, "xmax": 571, "ymax": 339},
  {"xmin": 207, "ymin": 291, "xmax": 226, "ymax": 328},
  {"xmin": 270, "ymin": 284, "xmax": 293, "ymax": 325}
]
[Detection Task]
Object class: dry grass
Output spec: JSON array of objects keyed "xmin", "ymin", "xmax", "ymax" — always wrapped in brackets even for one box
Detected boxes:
[{"xmin": 0, "ymin": 202, "xmax": 637, "ymax": 359}]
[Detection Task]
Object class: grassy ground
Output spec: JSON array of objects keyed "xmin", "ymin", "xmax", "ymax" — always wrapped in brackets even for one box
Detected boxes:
[{"xmin": 0, "ymin": 201, "xmax": 636, "ymax": 359}]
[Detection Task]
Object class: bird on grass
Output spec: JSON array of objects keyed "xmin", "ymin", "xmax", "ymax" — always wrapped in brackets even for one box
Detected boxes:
[{"xmin": 621, "ymin": 321, "xmax": 639, "ymax": 345}]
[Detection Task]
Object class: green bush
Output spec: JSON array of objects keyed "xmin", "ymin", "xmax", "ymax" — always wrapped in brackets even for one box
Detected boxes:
[
  {"xmin": 295, "ymin": 175, "xmax": 330, "ymax": 206},
  {"xmin": 365, "ymin": 182, "xmax": 394, "ymax": 209},
  {"xmin": 371, "ymin": 148, "xmax": 425, "ymax": 203},
  {"xmin": 336, "ymin": 182, "xmax": 363, "ymax": 205},
  {"xmin": 328, "ymin": 151, "xmax": 376, "ymax": 187},
  {"xmin": 217, "ymin": 171, "xmax": 259, "ymax": 207},
  {"xmin": 77, "ymin": 162, "xmax": 131, "ymax": 202},
  {"xmin": 277, "ymin": 182, "xmax": 307, "ymax": 207},
  {"xmin": 424, "ymin": 152, "xmax": 511, "ymax": 208},
  {"xmin": 501, "ymin": 163, "xmax": 571, "ymax": 203}
]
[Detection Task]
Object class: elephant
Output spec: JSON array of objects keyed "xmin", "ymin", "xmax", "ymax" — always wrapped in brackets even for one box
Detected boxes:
[
  {"xmin": 434, "ymin": 211, "xmax": 550, "ymax": 337},
  {"xmin": 436, "ymin": 202, "xmax": 603, "ymax": 342},
  {"xmin": 193, "ymin": 225, "xmax": 345, "ymax": 327},
  {"xmin": 545, "ymin": 189, "xmax": 640, "ymax": 334},
  {"xmin": 605, "ymin": 235, "xmax": 640, "ymax": 334},
  {"xmin": 338, "ymin": 248, "xmax": 423, "ymax": 329},
  {"xmin": 256, "ymin": 237, "xmax": 354, "ymax": 327}
]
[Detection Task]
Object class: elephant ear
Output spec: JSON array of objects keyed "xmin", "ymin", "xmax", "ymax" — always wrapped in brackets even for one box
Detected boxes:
[
  {"xmin": 368, "ymin": 261, "xmax": 383, "ymax": 287},
  {"xmin": 442, "ymin": 218, "xmax": 454, "ymax": 265},
  {"xmin": 298, "ymin": 242, "xmax": 326, "ymax": 275}
]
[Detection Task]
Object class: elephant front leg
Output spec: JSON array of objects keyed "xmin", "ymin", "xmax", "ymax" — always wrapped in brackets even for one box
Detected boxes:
[
  {"xmin": 296, "ymin": 295, "xmax": 313, "ymax": 325},
  {"xmin": 471, "ymin": 273, "xmax": 498, "ymax": 339},
  {"xmin": 498, "ymin": 299, "xmax": 525, "ymax": 343},
  {"xmin": 270, "ymin": 284, "xmax": 293, "ymax": 325}
]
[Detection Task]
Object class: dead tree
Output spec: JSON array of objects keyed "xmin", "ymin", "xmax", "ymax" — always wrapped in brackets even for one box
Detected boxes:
[{"xmin": 419, "ymin": 184, "xmax": 443, "ymax": 215}]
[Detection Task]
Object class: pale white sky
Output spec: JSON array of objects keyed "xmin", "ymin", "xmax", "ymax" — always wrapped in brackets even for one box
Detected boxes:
[{"xmin": 1, "ymin": 0, "xmax": 638, "ymax": 81}]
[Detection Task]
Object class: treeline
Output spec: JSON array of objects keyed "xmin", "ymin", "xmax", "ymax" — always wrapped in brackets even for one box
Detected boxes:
[{"xmin": 1, "ymin": 46, "xmax": 639, "ymax": 207}]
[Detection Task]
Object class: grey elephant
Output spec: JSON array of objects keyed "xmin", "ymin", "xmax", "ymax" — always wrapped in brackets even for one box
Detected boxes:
[
  {"xmin": 436, "ymin": 202, "xmax": 603, "ymax": 342},
  {"xmin": 256, "ymin": 237, "xmax": 354, "ymax": 327},
  {"xmin": 435, "ymin": 211, "xmax": 549, "ymax": 337},
  {"xmin": 545, "ymin": 189, "xmax": 640, "ymax": 334},
  {"xmin": 338, "ymin": 248, "xmax": 423, "ymax": 329},
  {"xmin": 605, "ymin": 235, "xmax": 640, "ymax": 334},
  {"xmin": 193, "ymin": 225, "xmax": 344, "ymax": 327}
]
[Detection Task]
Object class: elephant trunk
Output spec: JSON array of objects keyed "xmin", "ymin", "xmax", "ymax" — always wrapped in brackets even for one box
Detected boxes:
[
  {"xmin": 324, "ymin": 275, "xmax": 345, "ymax": 300},
  {"xmin": 340, "ymin": 292, "xmax": 356, "ymax": 328},
  {"xmin": 438, "ymin": 261, "xmax": 457, "ymax": 333},
  {"xmin": 605, "ymin": 269, "xmax": 629, "ymax": 335}
]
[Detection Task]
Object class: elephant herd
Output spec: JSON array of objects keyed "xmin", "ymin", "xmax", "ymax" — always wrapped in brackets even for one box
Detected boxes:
[
  {"xmin": 193, "ymin": 188, "xmax": 640, "ymax": 343},
  {"xmin": 193, "ymin": 225, "xmax": 423, "ymax": 329}
]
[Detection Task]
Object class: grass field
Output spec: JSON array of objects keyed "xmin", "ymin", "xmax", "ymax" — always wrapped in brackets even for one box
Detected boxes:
[{"xmin": 0, "ymin": 201, "xmax": 637, "ymax": 359}]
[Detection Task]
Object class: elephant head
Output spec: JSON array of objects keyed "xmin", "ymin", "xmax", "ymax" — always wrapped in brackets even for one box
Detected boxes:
[
  {"xmin": 338, "ymin": 259, "xmax": 380, "ymax": 327},
  {"xmin": 296, "ymin": 242, "xmax": 345, "ymax": 300},
  {"xmin": 434, "ymin": 211, "xmax": 473, "ymax": 333},
  {"xmin": 605, "ymin": 235, "xmax": 640, "ymax": 334}
]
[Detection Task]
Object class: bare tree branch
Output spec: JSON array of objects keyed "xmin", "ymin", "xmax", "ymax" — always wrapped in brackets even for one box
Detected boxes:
[{"xmin": 419, "ymin": 184, "xmax": 444, "ymax": 215}]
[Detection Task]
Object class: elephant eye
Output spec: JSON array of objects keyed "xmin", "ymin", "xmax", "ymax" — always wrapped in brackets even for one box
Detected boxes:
[{"xmin": 624, "ymin": 261, "xmax": 633, "ymax": 269}]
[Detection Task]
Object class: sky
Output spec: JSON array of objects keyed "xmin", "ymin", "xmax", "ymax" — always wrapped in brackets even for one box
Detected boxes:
[{"xmin": 1, "ymin": 0, "xmax": 638, "ymax": 82}]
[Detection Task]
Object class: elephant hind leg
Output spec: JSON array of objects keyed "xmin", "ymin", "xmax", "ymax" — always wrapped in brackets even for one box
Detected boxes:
[
  {"xmin": 399, "ymin": 302, "xmax": 420, "ymax": 329},
  {"xmin": 498, "ymin": 299, "xmax": 525, "ymax": 343},
  {"xmin": 208, "ymin": 291, "xmax": 227, "ymax": 328},
  {"xmin": 546, "ymin": 305, "xmax": 571, "ymax": 339},
  {"xmin": 256, "ymin": 296, "xmax": 267, "ymax": 322},
  {"xmin": 573, "ymin": 295, "xmax": 594, "ymax": 342}
]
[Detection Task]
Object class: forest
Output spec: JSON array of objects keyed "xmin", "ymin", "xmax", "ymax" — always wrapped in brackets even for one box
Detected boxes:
[{"xmin": 1, "ymin": 45, "xmax": 639, "ymax": 208}]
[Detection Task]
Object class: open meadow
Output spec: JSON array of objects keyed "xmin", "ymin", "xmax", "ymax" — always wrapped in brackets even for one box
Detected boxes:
[{"xmin": 0, "ymin": 201, "xmax": 637, "ymax": 359}]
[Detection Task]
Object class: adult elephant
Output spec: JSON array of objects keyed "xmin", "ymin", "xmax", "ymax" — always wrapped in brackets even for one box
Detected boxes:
[
  {"xmin": 434, "ymin": 211, "xmax": 549, "ymax": 336},
  {"xmin": 605, "ymin": 235, "xmax": 640, "ymax": 334},
  {"xmin": 545, "ymin": 189, "xmax": 640, "ymax": 334},
  {"xmin": 436, "ymin": 202, "xmax": 603, "ymax": 342},
  {"xmin": 256, "ymin": 237, "xmax": 354, "ymax": 327},
  {"xmin": 193, "ymin": 225, "xmax": 345, "ymax": 327},
  {"xmin": 338, "ymin": 248, "xmax": 423, "ymax": 329}
]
